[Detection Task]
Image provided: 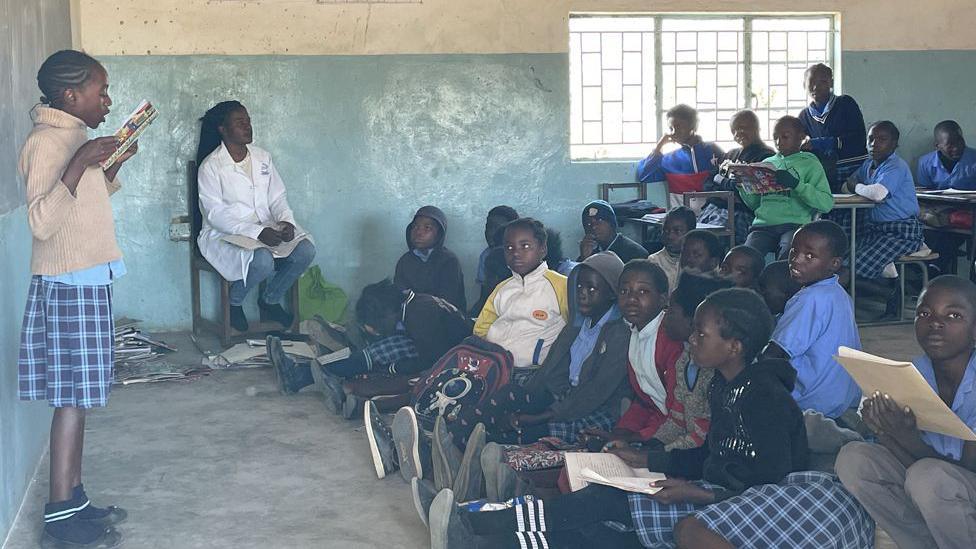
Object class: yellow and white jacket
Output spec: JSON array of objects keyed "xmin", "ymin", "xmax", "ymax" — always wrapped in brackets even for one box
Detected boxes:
[{"xmin": 474, "ymin": 262, "xmax": 569, "ymax": 369}]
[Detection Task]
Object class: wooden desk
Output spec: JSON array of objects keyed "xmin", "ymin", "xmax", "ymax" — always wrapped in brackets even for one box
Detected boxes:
[
  {"xmin": 626, "ymin": 213, "xmax": 728, "ymax": 243},
  {"xmin": 831, "ymin": 194, "xmax": 876, "ymax": 305},
  {"xmin": 916, "ymin": 191, "xmax": 976, "ymax": 280}
]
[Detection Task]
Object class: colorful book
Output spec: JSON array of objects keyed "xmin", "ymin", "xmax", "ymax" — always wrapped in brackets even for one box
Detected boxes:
[
  {"xmin": 721, "ymin": 160, "xmax": 785, "ymax": 195},
  {"xmin": 100, "ymin": 100, "xmax": 158, "ymax": 169}
]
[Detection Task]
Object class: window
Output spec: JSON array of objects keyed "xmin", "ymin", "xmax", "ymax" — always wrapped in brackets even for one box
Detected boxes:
[{"xmin": 569, "ymin": 14, "xmax": 839, "ymax": 160}]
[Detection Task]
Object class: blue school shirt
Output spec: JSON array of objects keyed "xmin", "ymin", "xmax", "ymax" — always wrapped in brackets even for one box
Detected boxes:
[
  {"xmin": 42, "ymin": 259, "xmax": 127, "ymax": 286},
  {"xmin": 771, "ymin": 275, "xmax": 862, "ymax": 418},
  {"xmin": 851, "ymin": 153, "xmax": 920, "ymax": 222},
  {"xmin": 916, "ymin": 147, "xmax": 976, "ymax": 190},
  {"xmin": 636, "ymin": 142, "xmax": 721, "ymax": 182},
  {"xmin": 914, "ymin": 351, "xmax": 976, "ymax": 461}
]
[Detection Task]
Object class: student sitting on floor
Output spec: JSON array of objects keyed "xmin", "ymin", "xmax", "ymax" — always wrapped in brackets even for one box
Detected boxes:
[
  {"xmin": 646, "ymin": 206, "xmax": 695, "ymax": 294},
  {"xmin": 582, "ymin": 271, "xmax": 731, "ymax": 460},
  {"xmin": 474, "ymin": 218, "xmax": 569, "ymax": 375},
  {"xmin": 916, "ymin": 120, "xmax": 976, "ymax": 190},
  {"xmin": 837, "ymin": 275, "xmax": 976, "ymax": 549},
  {"xmin": 578, "ymin": 200, "xmax": 647, "ymax": 264},
  {"xmin": 762, "ymin": 220, "xmax": 862, "ymax": 422},
  {"xmin": 636, "ymin": 104, "xmax": 722, "ymax": 198},
  {"xmin": 740, "ymin": 115, "xmax": 834, "ymax": 259},
  {"xmin": 395, "ymin": 205, "xmax": 467, "ymax": 312},
  {"xmin": 698, "ymin": 109, "xmax": 776, "ymax": 244},
  {"xmin": 680, "ymin": 229, "xmax": 723, "ymax": 276},
  {"xmin": 268, "ymin": 279, "xmax": 472, "ymax": 417},
  {"xmin": 720, "ymin": 245, "xmax": 764, "ymax": 289},
  {"xmin": 844, "ymin": 121, "xmax": 924, "ymax": 317},
  {"xmin": 471, "ymin": 205, "xmax": 519, "ymax": 316},
  {"xmin": 797, "ymin": 63, "xmax": 868, "ymax": 191},
  {"xmin": 422, "ymin": 288, "xmax": 874, "ymax": 549},
  {"xmin": 441, "ymin": 252, "xmax": 630, "ymax": 448},
  {"xmin": 758, "ymin": 260, "xmax": 801, "ymax": 319}
]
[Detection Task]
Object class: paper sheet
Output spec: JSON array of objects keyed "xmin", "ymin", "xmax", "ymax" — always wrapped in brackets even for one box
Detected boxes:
[
  {"xmin": 564, "ymin": 452, "xmax": 665, "ymax": 494},
  {"xmin": 835, "ymin": 347, "xmax": 976, "ymax": 441},
  {"xmin": 222, "ymin": 231, "xmax": 308, "ymax": 259}
]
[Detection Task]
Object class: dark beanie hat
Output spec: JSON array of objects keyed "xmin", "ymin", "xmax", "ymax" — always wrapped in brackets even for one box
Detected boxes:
[{"xmin": 582, "ymin": 200, "xmax": 618, "ymax": 229}]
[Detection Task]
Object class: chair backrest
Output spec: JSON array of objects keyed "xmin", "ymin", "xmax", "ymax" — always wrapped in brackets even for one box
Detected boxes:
[
  {"xmin": 188, "ymin": 160, "xmax": 203, "ymax": 257},
  {"xmin": 599, "ymin": 182, "xmax": 647, "ymax": 202}
]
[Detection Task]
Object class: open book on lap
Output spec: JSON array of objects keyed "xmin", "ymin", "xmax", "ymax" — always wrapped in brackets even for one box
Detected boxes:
[
  {"xmin": 564, "ymin": 452, "xmax": 665, "ymax": 495},
  {"xmin": 222, "ymin": 230, "xmax": 308, "ymax": 259}
]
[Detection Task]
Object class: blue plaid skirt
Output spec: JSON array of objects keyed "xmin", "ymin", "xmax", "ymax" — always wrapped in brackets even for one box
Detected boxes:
[
  {"xmin": 855, "ymin": 218, "xmax": 924, "ymax": 279},
  {"xmin": 18, "ymin": 277, "xmax": 115, "ymax": 408},
  {"xmin": 547, "ymin": 406, "xmax": 617, "ymax": 444},
  {"xmin": 627, "ymin": 471, "xmax": 874, "ymax": 548}
]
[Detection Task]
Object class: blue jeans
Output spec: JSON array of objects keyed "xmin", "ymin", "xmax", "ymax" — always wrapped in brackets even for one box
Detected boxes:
[{"xmin": 229, "ymin": 239, "xmax": 316, "ymax": 306}]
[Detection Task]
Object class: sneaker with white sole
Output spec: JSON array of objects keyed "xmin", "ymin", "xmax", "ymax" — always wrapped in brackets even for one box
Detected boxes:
[
  {"xmin": 364, "ymin": 400, "xmax": 398, "ymax": 479},
  {"xmin": 428, "ymin": 488, "xmax": 467, "ymax": 549},
  {"xmin": 411, "ymin": 477, "xmax": 438, "ymax": 528},
  {"xmin": 393, "ymin": 406, "xmax": 422, "ymax": 483}
]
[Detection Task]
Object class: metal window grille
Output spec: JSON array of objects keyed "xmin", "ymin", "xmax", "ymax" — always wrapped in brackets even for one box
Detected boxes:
[{"xmin": 569, "ymin": 14, "xmax": 838, "ymax": 160}]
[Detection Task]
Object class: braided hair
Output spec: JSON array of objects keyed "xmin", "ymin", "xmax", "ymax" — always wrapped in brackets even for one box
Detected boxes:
[
  {"xmin": 36, "ymin": 50, "xmax": 103, "ymax": 108},
  {"xmin": 700, "ymin": 288, "xmax": 774, "ymax": 364},
  {"xmin": 196, "ymin": 100, "xmax": 245, "ymax": 166}
]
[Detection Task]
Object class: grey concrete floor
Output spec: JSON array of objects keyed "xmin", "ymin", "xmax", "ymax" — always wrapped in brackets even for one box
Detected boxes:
[
  {"xmin": 3, "ymin": 332, "xmax": 429, "ymax": 549},
  {"xmin": 3, "ymin": 324, "xmax": 921, "ymax": 549}
]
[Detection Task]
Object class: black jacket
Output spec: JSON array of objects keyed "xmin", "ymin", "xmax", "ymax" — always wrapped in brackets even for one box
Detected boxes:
[{"xmin": 394, "ymin": 205, "xmax": 467, "ymax": 311}]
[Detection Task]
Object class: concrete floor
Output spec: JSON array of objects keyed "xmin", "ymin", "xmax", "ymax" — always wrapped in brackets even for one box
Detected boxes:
[{"xmin": 3, "ymin": 324, "xmax": 921, "ymax": 549}]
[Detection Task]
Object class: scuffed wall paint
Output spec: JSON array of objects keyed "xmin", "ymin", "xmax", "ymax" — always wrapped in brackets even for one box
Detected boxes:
[{"xmin": 75, "ymin": 0, "xmax": 976, "ymax": 56}]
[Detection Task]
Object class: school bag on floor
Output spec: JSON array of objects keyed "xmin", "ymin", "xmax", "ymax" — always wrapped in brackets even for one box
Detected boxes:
[{"xmin": 412, "ymin": 335, "xmax": 513, "ymax": 431}]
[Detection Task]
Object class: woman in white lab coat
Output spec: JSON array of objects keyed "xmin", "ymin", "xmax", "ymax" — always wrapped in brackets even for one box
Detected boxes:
[{"xmin": 196, "ymin": 101, "xmax": 315, "ymax": 332}]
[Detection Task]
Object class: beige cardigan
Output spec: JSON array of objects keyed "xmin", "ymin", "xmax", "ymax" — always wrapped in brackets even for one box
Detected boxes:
[{"xmin": 19, "ymin": 107, "xmax": 122, "ymax": 275}]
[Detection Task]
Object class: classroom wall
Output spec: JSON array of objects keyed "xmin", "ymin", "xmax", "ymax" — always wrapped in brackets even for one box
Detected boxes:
[
  {"xmin": 0, "ymin": 0, "xmax": 73, "ymax": 542},
  {"xmin": 63, "ymin": 0, "xmax": 976, "ymax": 332}
]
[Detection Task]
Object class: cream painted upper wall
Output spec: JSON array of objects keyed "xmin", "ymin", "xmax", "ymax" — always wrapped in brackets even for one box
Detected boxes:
[{"xmin": 75, "ymin": 0, "xmax": 976, "ymax": 55}]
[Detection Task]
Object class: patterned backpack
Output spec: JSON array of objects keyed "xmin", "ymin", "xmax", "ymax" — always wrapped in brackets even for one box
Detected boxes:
[{"xmin": 412, "ymin": 335, "xmax": 513, "ymax": 431}]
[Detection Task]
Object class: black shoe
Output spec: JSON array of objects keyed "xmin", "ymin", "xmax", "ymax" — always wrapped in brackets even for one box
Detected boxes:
[
  {"xmin": 343, "ymin": 393, "xmax": 364, "ymax": 420},
  {"xmin": 230, "ymin": 305, "xmax": 248, "ymax": 332},
  {"xmin": 41, "ymin": 503, "xmax": 123, "ymax": 549},
  {"xmin": 259, "ymin": 299, "xmax": 294, "ymax": 328},
  {"xmin": 453, "ymin": 423, "xmax": 486, "ymax": 502},
  {"xmin": 364, "ymin": 400, "xmax": 399, "ymax": 479},
  {"xmin": 73, "ymin": 485, "xmax": 127, "ymax": 527},
  {"xmin": 881, "ymin": 279, "xmax": 902, "ymax": 320},
  {"xmin": 267, "ymin": 335, "xmax": 302, "ymax": 395},
  {"xmin": 309, "ymin": 362, "xmax": 346, "ymax": 414},
  {"xmin": 412, "ymin": 477, "xmax": 438, "ymax": 528},
  {"xmin": 393, "ymin": 406, "xmax": 422, "ymax": 483}
]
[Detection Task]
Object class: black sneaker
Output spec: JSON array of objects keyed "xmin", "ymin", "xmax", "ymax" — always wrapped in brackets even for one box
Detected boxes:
[
  {"xmin": 393, "ymin": 406, "xmax": 422, "ymax": 483},
  {"xmin": 364, "ymin": 400, "xmax": 399, "ymax": 479},
  {"xmin": 343, "ymin": 393, "xmax": 363, "ymax": 420},
  {"xmin": 309, "ymin": 362, "xmax": 346, "ymax": 414},
  {"xmin": 266, "ymin": 335, "xmax": 311, "ymax": 395},
  {"xmin": 259, "ymin": 299, "xmax": 294, "ymax": 328},
  {"xmin": 230, "ymin": 305, "xmax": 248, "ymax": 332},
  {"xmin": 412, "ymin": 477, "xmax": 438, "ymax": 528},
  {"xmin": 73, "ymin": 485, "xmax": 127, "ymax": 527},
  {"xmin": 41, "ymin": 514, "xmax": 122, "ymax": 549}
]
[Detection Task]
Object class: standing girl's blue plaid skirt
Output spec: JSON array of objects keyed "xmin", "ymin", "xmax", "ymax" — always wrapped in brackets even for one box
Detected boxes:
[
  {"xmin": 18, "ymin": 276, "xmax": 115, "ymax": 408},
  {"xmin": 627, "ymin": 471, "xmax": 875, "ymax": 548}
]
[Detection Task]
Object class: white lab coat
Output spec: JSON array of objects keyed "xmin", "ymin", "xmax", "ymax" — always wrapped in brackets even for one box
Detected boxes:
[{"xmin": 196, "ymin": 143, "xmax": 308, "ymax": 282}]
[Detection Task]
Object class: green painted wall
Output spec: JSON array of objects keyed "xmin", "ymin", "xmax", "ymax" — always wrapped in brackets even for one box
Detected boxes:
[{"xmin": 97, "ymin": 50, "xmax": 976, "ymax": 330}]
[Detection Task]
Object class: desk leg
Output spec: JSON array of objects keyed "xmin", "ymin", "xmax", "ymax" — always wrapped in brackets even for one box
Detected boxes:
[{"xmin": 850, "ymin": 209, "xmax": 857, "ymax": 305}]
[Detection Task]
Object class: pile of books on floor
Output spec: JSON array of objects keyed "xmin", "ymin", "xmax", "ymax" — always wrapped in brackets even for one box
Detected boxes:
[{"xmin": 114, "ymin": 318, "xmax": 208, "ymax": 385}]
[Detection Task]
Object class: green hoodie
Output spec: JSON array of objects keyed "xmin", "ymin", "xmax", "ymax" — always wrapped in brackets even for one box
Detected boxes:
[{"xmin": 739, "ymin": 151, "xmax": 834, "ymax": 227}]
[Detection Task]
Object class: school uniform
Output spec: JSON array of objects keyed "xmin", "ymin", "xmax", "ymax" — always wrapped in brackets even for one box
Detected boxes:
[
  {"xmin": 579, "ymin": 200, "xmax": 648, "ymax": 264},
  {"xmin": 474, "ymin": 262, "xmax": 569, "ymax": 370},
  {"xmin": 850, "ymin": 153, "xmax": 924, "ymax": 278},
  {"xmin": 197, "ymin": 142, "xmax": 315, "ymax": 306},
  {"xmin": 771, "ymin": 275, "xmax": 862, "ymax": 418},
  {"xmin": 916, "ymin": 147, "xmax": 976, "ymax": 190},
  {"xmin": 698, "ymin": 142, "xmax": 776, "ymax": 244},
  {"xmin": 798, "ymin": 94, "xmax": 868, "ymax": 189},
  {"xmin": 646, "ymin": 248, "xmax": 681, "ymax": 295},
  {"xmin": 394, "ymin": 205, "xmax": 467, "ymax": 312},
  {"xmin": 837, "ymin": 350, "xmax": 976, "ymax": 549},
  {"xmin": 17, "ymin": 107, "xmax": 125, "ymax": 409},
  {"xmin": 740, "ymin": 151, "xmax": 834, "ymax": 258}
]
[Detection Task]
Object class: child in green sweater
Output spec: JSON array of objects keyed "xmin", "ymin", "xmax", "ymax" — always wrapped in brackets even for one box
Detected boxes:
[{"xmin": 740, "ymin": 116, "xmax": 834, "ymax": 259}]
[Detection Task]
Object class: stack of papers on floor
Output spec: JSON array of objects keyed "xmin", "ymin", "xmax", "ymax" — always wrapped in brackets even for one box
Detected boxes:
[
  {"xmin": 206, "ymin": 339, "xmax": 317, "ymax": 369},
  {"xmin": 113, "ymin": 318, "xmax": 210, "ymax": 385}
]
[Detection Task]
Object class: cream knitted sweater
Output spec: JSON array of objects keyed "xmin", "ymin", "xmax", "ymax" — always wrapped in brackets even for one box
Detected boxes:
[{"xmin": 19, "ymin": 107, "xmax": 122, "ymax": 275}]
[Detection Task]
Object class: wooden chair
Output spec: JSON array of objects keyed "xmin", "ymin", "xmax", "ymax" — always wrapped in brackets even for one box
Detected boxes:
[{"xmin": 188, "ymin": 161, "xmax": 300, "ymax": 347}]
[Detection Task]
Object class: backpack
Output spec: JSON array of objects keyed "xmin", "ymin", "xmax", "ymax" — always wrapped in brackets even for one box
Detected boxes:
[{"xmin": 412, "ymin": 335, "xmax": 514, "ymax": 431}]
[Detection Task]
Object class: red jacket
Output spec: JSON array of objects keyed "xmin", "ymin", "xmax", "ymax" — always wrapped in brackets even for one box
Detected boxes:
[{"xmin": 615, "ymin": 328, "xmax": 683, "ymax": 440}]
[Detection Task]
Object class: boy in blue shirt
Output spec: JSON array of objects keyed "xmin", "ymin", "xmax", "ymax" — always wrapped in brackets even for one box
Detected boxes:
[
  {"xmin": 916, "ymin": 120, "xmax": 976, "ymax": 190},
  {"xmin": 837, "ymin": 275, "xmax": 976, "ymax": 549},
  {"xmin": 844, "ymin": 121, "xmax": 924, "ymax": 317},
  {"xmin": 762, "ymin": 220, "xmax": 862, "ymax": 421}
]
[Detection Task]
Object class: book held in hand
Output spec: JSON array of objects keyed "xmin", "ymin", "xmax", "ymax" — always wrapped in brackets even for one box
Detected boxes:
[
  {"xmin": 564, "ymin": 452, "xmax": 666, "ymax": 495},
  {"xmin": 720, "ymin": 160, "xmax": 785, "ymax": 195},
  {"xmin": 100, "ymin": 100, "xmax": 158, "ymax": 169},
  {"xmin": 221, "ymin": 228, "xmax": 309, "ymax": 259}
]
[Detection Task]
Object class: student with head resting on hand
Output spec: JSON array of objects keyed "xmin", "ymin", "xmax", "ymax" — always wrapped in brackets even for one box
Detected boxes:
[
  {"xmin": 636, "ymin": 104, "xmax": 723, "ymax": 195},
  {"xmin": 837, "ymin": 275, "xmax": 976, "ymax": 549},
  {"xmin": 740, "ymin": 115, "xmax": 834, "ymax": 259},
  {"xmin": 916, "ymin": 120, "xmax": 976, "ymax": 191},
  {"xmin": 578, "ymin": 200, "xmax": 647, "ymax": 264},
  {"xmin": 195, "ymin": 100, "xmax": 315, "ymax": 332},
  {"xmin": 421, "ymin": 288, "xmax": 875, "ymax": 549},
  {"xmin": 19, "ymin": 49, "xmax": 137, "ymax": 549}
]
